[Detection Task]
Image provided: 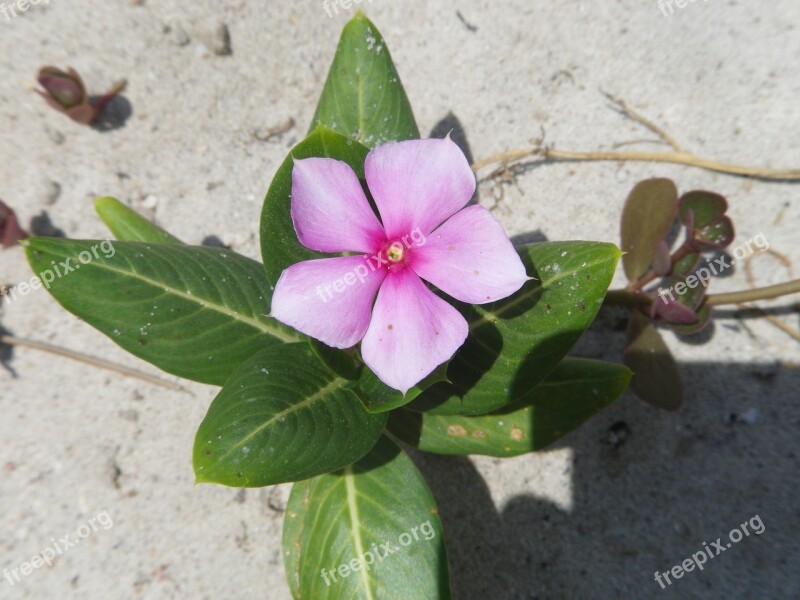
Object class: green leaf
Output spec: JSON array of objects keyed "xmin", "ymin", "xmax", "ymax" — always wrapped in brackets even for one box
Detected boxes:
[
  {"xmin": 678, "ymin": 190, "xmax": 727, "ymax": 228},
  {"xmin": 283, "ymin": 436, "xmax": 450, "ymax": 599},
  {"xmin": 623, "ymin": 312, "xmax": 683, "ymax": 410},
  {"xmin": 24, "ymin": 238, "xmax": 300, "ymax": 385},
  {"xmin": 310, "ymin": 12, "xmax": 419, "ymax": 147},
  {"xmin": 309, "ymin": 339, "xmax": 359, "ymax": 380},
  {"xmin": 388, "ymin": 359, "xmax": 631, "ymax": 457},
  {"xmin": 693, "ymin": 216, "xmax": 735, "ymax": 250},
  {"xmin": 620, "ymin": 178, "xmax": 678, "ymax": 281},
  {"xmin": 672, "ymin": 250, "xmax": 700, "ymax": 275},
  {"xmin": 94, "ymin": 196, "xmax": 183, "ymax": 244},
  {"xmin": 194, "ymin": 344, "xmax": 386, "ymax": 487},
  {"xmin": 357, "ymin": 362, "xmax": 450, "ymax": 413},
  {"xmin": 651, "ymin": 239, "xmax": 671, "ymax": 276},
  {"xmin": 408, "ymin": 242, "xmax": 621, "ymax": 416},
  {"xmin": 260, "ymin": 127, "xmax": 370, "ymax": 286}
]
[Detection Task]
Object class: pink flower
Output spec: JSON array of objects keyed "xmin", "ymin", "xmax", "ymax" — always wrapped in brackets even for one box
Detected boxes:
[{"xmin": 271, "ymin": 137, "xmax": 527, "ymax": 393}]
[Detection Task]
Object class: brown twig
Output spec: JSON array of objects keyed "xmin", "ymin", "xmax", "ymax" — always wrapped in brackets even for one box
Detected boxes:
[
  {"xmin": 471, "ymin": 93, "xmax": 800, "ymax": 181},
  {"xmin": 738, "ymin": 249, "xmax": 800, "ymax": 342},
  {"xmin": 0, "ymin": 334, "xmax": 187, "ymax": 391}
]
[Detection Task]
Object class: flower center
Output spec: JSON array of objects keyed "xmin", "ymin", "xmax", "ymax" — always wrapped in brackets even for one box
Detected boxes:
[{"xmin": 386, "ymin": 241, "xmax": 405, "ymax": 263}]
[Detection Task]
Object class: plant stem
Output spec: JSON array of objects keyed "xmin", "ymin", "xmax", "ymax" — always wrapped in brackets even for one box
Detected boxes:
[
  {"xmin": 705, "ymin": 279, "xmax": 800, "ymax": 306},
  {"xmin": 543, "ymin": 149, "xmax": 800, "ymax": 181},
  {"xmin": 471, "ymin": 92, "xmax": 800, "ymax": 181},
  {"xmin": 89, "ymin": 79, "xmax": 127, "ymax": 123},
  {"xmin": 603, "ymin": 289, "xmax": 651, "ymax": 307},
  {"xmin": 0, "ymin": 334, "xmax": 186, "ymax": 391},
  {"xmin": 627, "ymin": 244, "xmax": 693, "ymax": 292},
  {"xmin": 605, "ymin": 279, "xmax": 800, "ymax": 308},
  {"xmin": 472, "ymin": 147, "xmax": 800, "ymax": 182}
]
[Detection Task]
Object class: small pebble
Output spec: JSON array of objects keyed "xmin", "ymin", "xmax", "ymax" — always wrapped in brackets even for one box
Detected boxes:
[
  {"xmin": 608, "ymin": 420, "xmax": 630, "ymax": 449},
  {"xmin": 141, "ymin": 195, "xmax": 158, "ymax": 209},
  {"xmin": 740, "ymin": 407, "xmax": 759, "ymax": 424},
  {"xmin": 44, "ymin": 180, "xmax": 61, "ymax": 205},
  {"xmin": 44, "ymin": 125, "xmax": 65, "ymax": 145},
  {"xmin": 262, "ymin": 485, "xmax": 289, "ymax": 513},
  {"xmin": 119, "ymin": 409, "xmax": 139, "ymax": 422},
  {"xmin": 212, "ymin": 23, "xmax": 232, "ymax": 56},
  {"xmin": 164, "ymin": 22, "xmax": 190, "ymax": 47}
]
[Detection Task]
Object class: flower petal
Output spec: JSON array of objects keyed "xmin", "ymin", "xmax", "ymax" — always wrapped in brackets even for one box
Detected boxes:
[
  {"xmin": 365, "ymin": 137, "xmax": 476, "ymax": 239},
  {"xmin": 410, "ymin": 205, "xmax": 528, "ymax": 304},
  {"xmin": 271, "ymin": 256, "xmax": 387, "ymax": 348},
  {"xmin": 361, "ymin": 269, "xmax": 468, "ymax": 393},
  {"xmin": 291, "ymin": 158, "xmax": 386, "ymax": 254}
]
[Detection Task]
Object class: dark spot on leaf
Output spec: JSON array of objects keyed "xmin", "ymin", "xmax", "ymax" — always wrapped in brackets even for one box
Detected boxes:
[{"xmin": 204, "ymin": 450, "xmax": 212, "ymax": 456}]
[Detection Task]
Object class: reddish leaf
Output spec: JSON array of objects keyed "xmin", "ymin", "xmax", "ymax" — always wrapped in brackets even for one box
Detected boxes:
[
  {"xmin": 679, "ymin": 190, "xmax": 727, "ymax": 228},
  {"xmin": 0, "ymin": 200, "xmax": 27, "ymax": 248}
]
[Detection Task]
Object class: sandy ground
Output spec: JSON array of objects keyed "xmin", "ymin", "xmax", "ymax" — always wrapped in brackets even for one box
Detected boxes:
[{"xmin": 1, "ymin": 1, "xmax": 798, "ymax": 599}]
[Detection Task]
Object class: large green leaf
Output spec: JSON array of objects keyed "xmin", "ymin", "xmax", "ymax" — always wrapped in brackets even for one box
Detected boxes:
[
  {"xmin": 311, "ymin": 12, "xmax": 419, "ymax": 147},
  {"xmin": 620, "ymin": 178, "xmax": 678, "ymax": 281},
  {"xmin": 283, "ymin": 436, "xmax": 450, "ymax": 599},
  {"xmin": 24, "ymin": 238, "xmax": 300, "ymax": 385},
  {"xmin": 260, "ymin": 127, "xmax": 370, "ymax": 286},
  {"xmin": 389, "ymin": 359, "xmax": 631, "ymax": 457},
  {"xmin": 193, "ymin": 344, "xmax": 386, "ymax": 487},
  {"xmin": 94, "ymin": 196, "xmax": 183, "ymax": 244},
  {"xmin": 408, "ymin": 242, "xmax": 621, "ymax": 416}
]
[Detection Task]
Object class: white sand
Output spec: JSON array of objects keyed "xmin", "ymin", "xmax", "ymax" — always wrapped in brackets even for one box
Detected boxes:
[{"xmin": 1, "ymin": 1, "xmax": 798, "ymax": 598}]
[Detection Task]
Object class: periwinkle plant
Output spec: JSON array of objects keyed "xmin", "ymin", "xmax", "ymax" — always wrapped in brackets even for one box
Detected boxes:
[{"xmin": 22, "ymin": 13, "xmax": 799, "ymax": 599}]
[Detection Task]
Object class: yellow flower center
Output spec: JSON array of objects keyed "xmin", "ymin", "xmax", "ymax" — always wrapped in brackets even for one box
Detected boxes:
[{"xmin": 386, "ymin": 241, "xmax": 405, "ymax": 263}]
